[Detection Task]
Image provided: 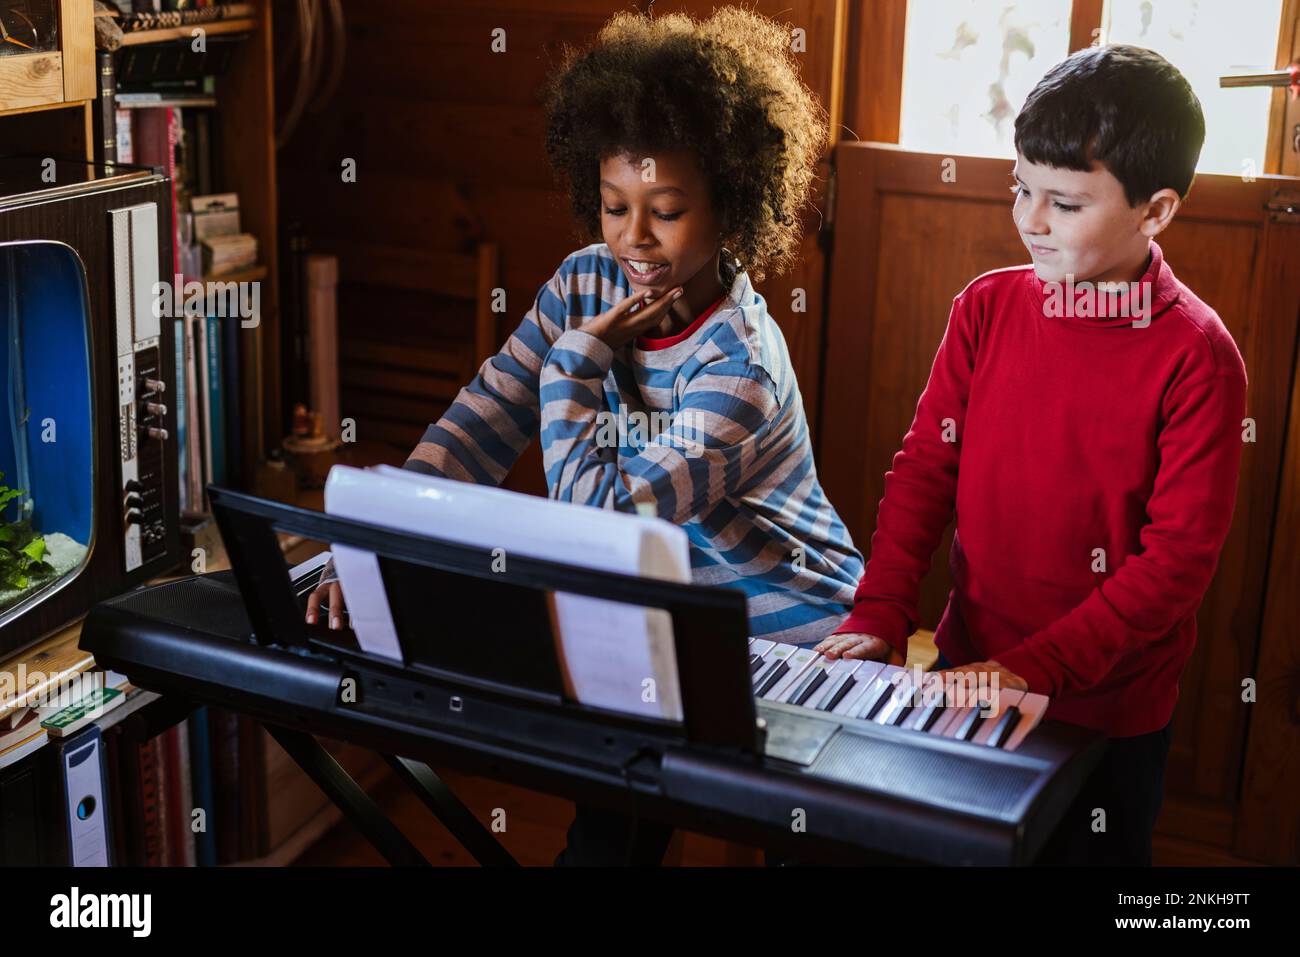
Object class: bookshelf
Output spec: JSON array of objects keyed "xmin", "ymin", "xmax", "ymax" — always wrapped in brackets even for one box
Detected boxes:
[
  {"xmin": 0, "ymin": 0, "xmax": 294, "ymax": 867},
  {"xmin": 0, "ymin": 1, "xmax": 280, "ymax": 490},
  {"xmin": 119, "ymin": 17, "xmax": 259, "ymax": 48}
]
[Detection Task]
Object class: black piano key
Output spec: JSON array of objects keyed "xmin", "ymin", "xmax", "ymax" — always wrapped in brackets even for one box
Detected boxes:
[
  {"xmin": 749, "ymin": 654, "xmax": 764, "ymax": 675},
  {"xmin": 955, "ymin": 703, "xmax": 988, "ymax": 741},
  {"xmin": 793, "ymin": 669, "xmax": 830, "ymax": 706},
  {"xmin": 860, "ymin": 682, "xmax": 895, "ymax": 721},
  {"xmin": 819, "ymin": 674, "xmax": 857, "ymax": 712},
  {"xmin": 914, "ymin": 704, "xmax": 947, "ymax": 732},
  {"xmin": 890, "ymin": 704, "xmax": 915, "ymax": 726},
  {"xmin": 786, "ymin": 668, "xmax": 822, "ymax": 705},
  {"xmin": 755, "ymin": 660, "xmax": 790, "ymax": 698},
  {"xmin": 752, "ymin": 658, "xmax": 782, "ymax": 691},
  {"xmin": 986, "ymin": 705, "xmax": 1022, "ymax": 748}
]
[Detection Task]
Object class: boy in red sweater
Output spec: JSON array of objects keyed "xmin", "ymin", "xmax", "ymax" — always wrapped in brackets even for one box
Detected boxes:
[{"xmin": 815, "ymin": 45, "xmax": 1246, "ymax": 865}]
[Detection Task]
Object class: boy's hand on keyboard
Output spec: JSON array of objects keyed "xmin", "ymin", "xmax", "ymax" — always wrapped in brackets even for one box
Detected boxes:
[
  {"xmin": 814, "ymin": 632, "xmax": 904, "ymax": 666},
  {"xmin": 305, "ymin": 578, "xmax": 346, "ymax": 630},
  {"xmin": 584, "ymin": 286, "xmax": 686, "ymax": 349},
  {"xmin": 934, "ymin": 660, "xmax": 1029, "ymax": 692}
]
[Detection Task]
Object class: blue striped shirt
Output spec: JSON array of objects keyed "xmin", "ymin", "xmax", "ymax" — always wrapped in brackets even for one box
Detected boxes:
[{"xmin": 406, "ymin": 243, "xmax": 863, "ymax": 644}]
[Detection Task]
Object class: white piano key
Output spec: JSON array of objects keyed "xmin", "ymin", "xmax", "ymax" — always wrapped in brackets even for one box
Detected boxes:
[
  {"xmin": 831, "ymin": 661, "xmax": 886, "ymax": 715},
  {"xmin": 764, "ymin": 649, "xmax": 821, "ymax": 701},
  {"xmin": 1000, "ymin": 691, "xmax": 1049, "ymax": 751},
  {"xmin": 928, "ymin": 695, "xmax": 973, "ymax": 736},
  {"xmin": 778, "ymin": 655, "xmax": 835, "ymax": 705},
  {"xmin": 941, "ymin": 687, "xmax": 1003, "ymax": 741},
  {"xmin": 900, "ymin": 674, "xmax": 952, "ymax": 731},
  {"xmin": 751, "ymin": 643, "xmax": 799, "ymax": 695},
  {"xmin": 970, "ymin": 689, "xmax": 1026, "ymax": 746},
  {"xmin": 750, "ymin": 638, "xmax": 776, "ymax": 658},
  {"xmin": 937, "ymin": 704, "xmax": 981, "ymax": 739},
  {"xmin": 848, "ymin": 667, "xmax": 907, "ymax": 720},
  {"xmin": 804, "ymin": 658, "xmax": 863, "ymax": 710},
  {"xmin": 872, "ymin": 669, "xmax": 922, "ymax": 726}
]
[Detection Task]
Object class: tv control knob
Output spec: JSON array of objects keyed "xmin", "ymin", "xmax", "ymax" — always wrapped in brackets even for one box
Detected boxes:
[
  {"xmin": 125, "ymin": 510, "xmax": 142, "ymax": 525},
  {"xmin": 142, "ymin": 378, "xmax": 166, "ymax": 394},
  {"xmin": 144, "ymin": 402, "xmax": 168, "ymax": 417},
  {"xmin": 124, "ymin": 495, "xmax": 142, "ymax": 509},
  {"xmin": 145, "ymin": 427, "xmax": 169, "ymax": 441},
  {"xmin": 124, "ymin": 479, "xmax": 143, "ymax": 493}
]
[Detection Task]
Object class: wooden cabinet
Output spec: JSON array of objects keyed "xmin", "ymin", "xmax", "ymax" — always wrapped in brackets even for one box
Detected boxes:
[{"xmin": 0, "ymin": 0, "xmax": 94, "ymax": 114}]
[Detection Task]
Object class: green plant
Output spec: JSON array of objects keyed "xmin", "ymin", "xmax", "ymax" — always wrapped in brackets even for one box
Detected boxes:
[{"xmin": 0, "ymin": 470, "xmax": 51, "ymax": 591}]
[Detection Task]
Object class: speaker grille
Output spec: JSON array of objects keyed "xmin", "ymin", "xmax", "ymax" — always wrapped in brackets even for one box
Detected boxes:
[
  {"xmin": 812, "ymin": 731, "xmax": 1039, "ymax": 817},
  {"xmin": 105, "ymin": 573, "xmax": 253, "ymax": 640}
]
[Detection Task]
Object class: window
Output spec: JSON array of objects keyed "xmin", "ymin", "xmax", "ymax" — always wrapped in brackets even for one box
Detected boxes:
[
  {"xmin": 898, "ymin": 0, "xmax": 1288, "ymax": 173},
  {"xmin": 1103, "ymin": 0, "xmax": 1285, "ymax": 175},
  {"xmin": 899, "ymin": 0, "xmax": 1073, "ymax": 158}
]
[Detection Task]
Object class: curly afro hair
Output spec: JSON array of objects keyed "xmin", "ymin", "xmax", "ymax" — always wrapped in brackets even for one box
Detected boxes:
[{"xmin": 544, "ymin": 8, "xmax": 828, "ymax": 283}]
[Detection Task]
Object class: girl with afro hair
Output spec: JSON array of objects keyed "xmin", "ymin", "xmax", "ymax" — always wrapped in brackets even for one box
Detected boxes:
[{"xmin": 309, "ymin": 8, "xmax": 861, "ymax": 671}]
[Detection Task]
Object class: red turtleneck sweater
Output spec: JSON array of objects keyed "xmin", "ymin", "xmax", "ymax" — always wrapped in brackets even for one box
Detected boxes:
[{"xmin": 835, "ymin": 242, "xmax": 1247, "ymax": 737}]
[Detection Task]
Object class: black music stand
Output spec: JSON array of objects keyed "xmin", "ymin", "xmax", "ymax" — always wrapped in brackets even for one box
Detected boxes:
[{"xmin": 206, "ymin": 485, "xmax": 760, "ymax": 867}]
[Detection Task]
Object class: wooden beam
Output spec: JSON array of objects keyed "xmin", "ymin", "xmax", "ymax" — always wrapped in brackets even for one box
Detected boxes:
[{"xmin": 1068, "ymin": 0, "xmax": 1104, "ymax": 53}]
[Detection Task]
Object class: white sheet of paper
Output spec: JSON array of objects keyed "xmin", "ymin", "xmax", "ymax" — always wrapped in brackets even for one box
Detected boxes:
[{"xmin": 323, "ymin": 465, "xmax": 690, "ymax": 720}]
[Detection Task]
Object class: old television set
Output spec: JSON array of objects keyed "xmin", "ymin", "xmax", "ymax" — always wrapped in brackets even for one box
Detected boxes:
[{"xmin": 0, "ymin": 157, "xmax": 181, "ymax": 658}]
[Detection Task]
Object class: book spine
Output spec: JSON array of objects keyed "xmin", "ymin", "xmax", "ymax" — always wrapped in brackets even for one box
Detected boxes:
[
  {"xmin": 102, "ymin": 727, "xmax": 127, "ymax": 865},
  {"xmin": 115, "ymin": 108, "xmax": 134, "ymax": 163},
  {"xmin": 188, "ymin": 707, "xmax": 217, "ymax": 866},
  {"xmin": 140, "ymin": 735, "xmax": 164, "ymax": 866},
  {"xmin": 206, "ymin": 314, "xmax": 226, "ymax": 486},
  {"xmin": 161, "ymin": 726, "xmax": 183, "ymax": 866},
  {"xmin": 222, "ymin": 314, "xmax": 243, "ymax": 487},
  {"xmin": 196, "ymin": 313, "xmax": 214, "ymax": 507},
  {"xmin": 117, "ymin": 733, "xmax": 146, "ymax": 866},
  {"xmin": 183, "ymin": 314, "xmax": 204, "ymax": 513},
  {"xmin": 175, "ymin": 719, "xmax": 195, "ymax": 867},
  {"xmin": 174, "ymin": 317, "xmax": 188, "ymax": 513},
  {"xmin": 93, "ymin": 51, "xmax": 118, "ymax": 165},
  {"xmin": 209, "ymin": 706, "xmax": 242, "ymax": 865}
]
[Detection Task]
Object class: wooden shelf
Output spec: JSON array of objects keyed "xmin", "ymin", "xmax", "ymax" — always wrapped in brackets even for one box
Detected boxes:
[
  {"xmin": 119, "ymin": 17, "xmax": 258, "ymax": 47},
  {"xmin": 203, "ymin": 263, "xmax": 268, "ymax": 285}
]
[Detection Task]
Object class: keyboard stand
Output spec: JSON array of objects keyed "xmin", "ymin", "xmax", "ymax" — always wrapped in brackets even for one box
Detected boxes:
[{"xmin": 264, "ymin": 725, "xmax": 519, "ymax": 867}]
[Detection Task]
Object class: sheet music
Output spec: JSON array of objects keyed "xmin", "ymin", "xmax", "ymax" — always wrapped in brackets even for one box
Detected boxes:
[{"xmin": 324, "ymin": 465, "xmax": 689, "ymax": 721}]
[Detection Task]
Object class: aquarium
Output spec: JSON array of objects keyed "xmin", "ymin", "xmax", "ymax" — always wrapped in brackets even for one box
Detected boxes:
[{"xmin": 0, "ymin": 241, "xmax": 94, "ymax": 626}]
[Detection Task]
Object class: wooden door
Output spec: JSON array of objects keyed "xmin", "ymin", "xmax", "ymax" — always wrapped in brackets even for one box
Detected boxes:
[{"xmin": 818, "ymin": 141, "xmax": 1300, "ymax": 861}]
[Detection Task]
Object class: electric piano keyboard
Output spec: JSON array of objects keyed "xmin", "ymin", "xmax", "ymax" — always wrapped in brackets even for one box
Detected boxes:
[
  {"xmin": 749, "ymin": 639, "xmax": 1048, "ymax": 752},
  {"xmin": 82, "ymin": 567, "xmax": 1104, "ymax": 866}
]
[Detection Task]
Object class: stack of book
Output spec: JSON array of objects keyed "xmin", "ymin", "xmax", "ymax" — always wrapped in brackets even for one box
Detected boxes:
[{"xmin": 202, "ymin": 233, "xmax": 259, "ymax": 276}]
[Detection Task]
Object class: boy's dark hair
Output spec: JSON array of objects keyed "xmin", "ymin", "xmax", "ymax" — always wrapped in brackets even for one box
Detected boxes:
[
  {"xmin": 1014, "ymin": 44, "xmax": 1205, "ymax": 206},
  {"xmin": 544, "ymin": 9, "xmax": 827, "ymax": 282}
]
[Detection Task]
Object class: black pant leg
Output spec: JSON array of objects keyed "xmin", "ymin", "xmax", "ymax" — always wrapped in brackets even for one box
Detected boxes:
[
  {"xmin": 1035, "ymin": 721, "xmax": 1174, "ymax": 866},
  {"xmin": 554, "ymin": 803, "xmax": 675, "ymax": 866}
]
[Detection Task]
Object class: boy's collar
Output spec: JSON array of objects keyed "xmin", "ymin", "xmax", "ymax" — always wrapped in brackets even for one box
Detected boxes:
[{"xmin": 1028, "ymin": 240, "xmax": 1182, "ymax": 328}]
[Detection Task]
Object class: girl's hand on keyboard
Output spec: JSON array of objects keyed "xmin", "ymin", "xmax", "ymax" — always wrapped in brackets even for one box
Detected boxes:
[
  {"xmin": 934, "ymin": 660, "xmax": 1029, "ymax": 692},
  {"xmin": 305, "ymin": 578, "xmax": 346, "ymax": 630},
  {"xmin": 814, "ymin": 632, "xmax": 904, "ymax": 666},
  {"xmin": 583, "ymin": 286, "xmax": 686, "ymax": 349}
]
